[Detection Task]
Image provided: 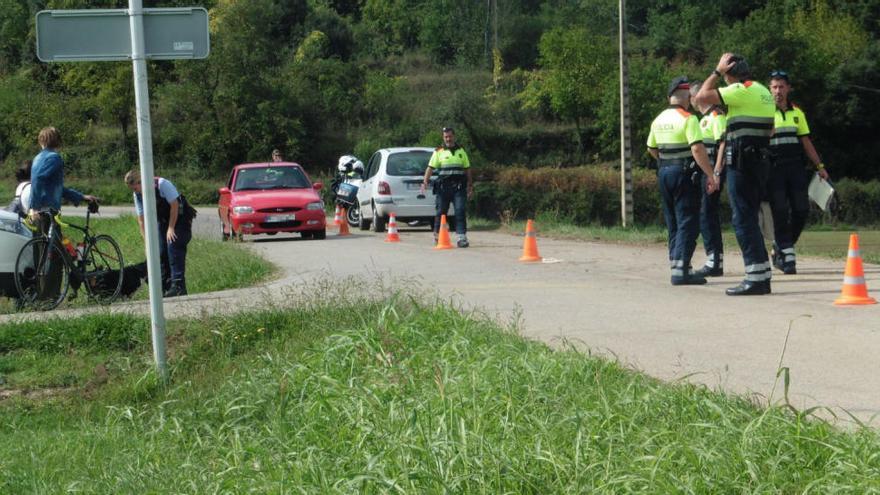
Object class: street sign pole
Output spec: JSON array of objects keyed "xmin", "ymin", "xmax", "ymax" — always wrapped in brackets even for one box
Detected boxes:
[{"xmin": 129, "ymin": 0, "xmax": 167, "ymax": 380}]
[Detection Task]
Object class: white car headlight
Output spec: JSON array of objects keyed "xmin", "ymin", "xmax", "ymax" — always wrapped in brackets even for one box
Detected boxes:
[
  {"xmin": 233, "ymin": 206, "xmax": 254, "ymax": 214},
  {"xmin": 306, "ymin": 201, "xmax": 324, "ymax": 211}
]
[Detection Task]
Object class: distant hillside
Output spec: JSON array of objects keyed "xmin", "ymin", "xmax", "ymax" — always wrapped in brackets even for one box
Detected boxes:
[{"xmin": 0, "ymin": 0, "xmax": 877, "ymax": 179}]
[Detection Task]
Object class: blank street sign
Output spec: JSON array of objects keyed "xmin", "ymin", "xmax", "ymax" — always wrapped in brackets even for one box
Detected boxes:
[{"xmin": 36, "ymin": 8, "xmax": 209, "ymax": 62}]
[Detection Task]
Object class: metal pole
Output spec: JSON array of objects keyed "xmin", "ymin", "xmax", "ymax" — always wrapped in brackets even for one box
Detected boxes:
[
  {"xmin": 618, "ymin": 0, "xmax": 634, "ymax": 227},
  {"xmin": 129, "ymin": 0, "xmax": 168, "ymax": 380}
]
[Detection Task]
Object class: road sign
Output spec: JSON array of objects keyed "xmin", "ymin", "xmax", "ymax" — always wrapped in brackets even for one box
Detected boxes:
[{"xmin": 36, "ymin": 7, "xmax": 209, "ymax": 62}]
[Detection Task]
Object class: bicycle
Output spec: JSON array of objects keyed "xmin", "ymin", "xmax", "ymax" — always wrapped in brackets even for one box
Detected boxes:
[{"xmin": 14, "ymin": 202, "xmax": 124, "ymax": 311}]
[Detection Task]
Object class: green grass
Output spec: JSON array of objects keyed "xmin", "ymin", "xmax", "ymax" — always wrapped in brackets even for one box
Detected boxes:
[
  {"xmin": 1, "ymin": 294, "xmax": 880, "ymax": 492},
  {"xmin": 0, "ymin": 215, "xmax": 275, "ymax": 314}
]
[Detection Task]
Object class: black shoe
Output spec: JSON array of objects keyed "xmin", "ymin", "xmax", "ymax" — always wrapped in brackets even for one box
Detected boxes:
[
  {"xmin": 672, "ymin": 274, "xmax": 707, "ymax": 286},
  {"xmin": 693, "ymin": 265, "xmax": 723, "ymax": 277},
  {"xmin": 457, "ymin": 238, "xmax": 469, "ymax": 248},
  {"xmin": 772, "ymin": 252, "xmax": 785, "ymax": 272},
  {"xmin": 782, "ymin": 263, "xmax": 797, "ymax": 275},
  {"xmin": 725, "ymin": 280, "xmax": 771, "ymax": 296},
  {"xmin": 163, "ymin": 280, "xmax": 187, "ymax": 298}
]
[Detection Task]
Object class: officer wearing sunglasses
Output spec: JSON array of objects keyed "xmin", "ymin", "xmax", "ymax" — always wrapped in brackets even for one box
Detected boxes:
[{"xmin": 767, "ymin": 70, "xmax": 830, "ymax": 275}]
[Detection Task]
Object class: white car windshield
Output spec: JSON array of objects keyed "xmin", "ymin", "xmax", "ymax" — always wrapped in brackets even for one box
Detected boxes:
[
  {"xmin": 387, "ymin": 151, "xmax": 431, "ymax": 176},
  {"xmin": 234, "ymin": 167, "xmax": 309, "ymax": 191}
]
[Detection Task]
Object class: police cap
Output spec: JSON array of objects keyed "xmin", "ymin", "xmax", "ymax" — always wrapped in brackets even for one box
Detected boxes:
[
  {"xmin": 667, "ymin": 76, "xmax": 690, "ymax": 97},
  {"xmin": 727, "ymin": 55, "xmax": 750, "ymax": 78}
]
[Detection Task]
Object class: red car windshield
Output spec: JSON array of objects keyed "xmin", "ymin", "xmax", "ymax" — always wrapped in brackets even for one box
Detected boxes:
[{"xmin": 234, "ymin": 166, "xmax": 309, "ymax": 192}]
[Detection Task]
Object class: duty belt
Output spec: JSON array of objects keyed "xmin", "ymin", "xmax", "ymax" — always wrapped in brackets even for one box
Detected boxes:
[{"xmin": 658, "ymin": 159, "xmax": 693, "ymax": 169}]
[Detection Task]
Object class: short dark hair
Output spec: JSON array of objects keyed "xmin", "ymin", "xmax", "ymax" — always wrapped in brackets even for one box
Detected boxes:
[
  {"xmin": 442, "ymin": 127, "xmax": 455, "ymax": 133},
  {"xmin": 16, "ymin": 160, "xmax": 32, "ymax": 182},
  {"xmin": 727, "ymin": 55, "xmax": 751, "ymax": 79}
]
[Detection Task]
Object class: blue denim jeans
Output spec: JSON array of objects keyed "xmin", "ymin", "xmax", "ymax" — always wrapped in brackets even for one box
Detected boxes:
[
  {"xmin": 727, "ymin": 166, "xmax": 771, "ymax": 281},
  {"xmin": 157, "ymin": 221, "xmax": 191, "ymax": 283},
  {"xmin": 658, "ymin": 165, "xmax": 701, "ymax": 280},
  {"xmin": 434, "ymin": 187, "xmax": 467, "ymax": 236}
]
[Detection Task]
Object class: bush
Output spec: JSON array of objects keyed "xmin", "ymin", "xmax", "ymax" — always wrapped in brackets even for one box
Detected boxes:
[
  {"xmin": 828, "ymin": 178, "xmax": 880, "ymax": 227},
  {"xmin": 472, "ymin": 164, "xmax": 663, "ymax": 226}
]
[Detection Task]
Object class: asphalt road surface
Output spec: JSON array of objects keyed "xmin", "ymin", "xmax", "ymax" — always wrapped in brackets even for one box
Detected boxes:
[{"xmin": 7, "ymin": 206, "xmax": 880, "ymax": 424}]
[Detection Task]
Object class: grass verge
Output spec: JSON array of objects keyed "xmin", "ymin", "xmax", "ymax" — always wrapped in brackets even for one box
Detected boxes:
[
  {"xmin": 1, "ymin": 292, "xmax": 879, "ymax": 492},
  {"xmin": 0, "ymin": 215, "xmax": 275, "ymax": 314}
]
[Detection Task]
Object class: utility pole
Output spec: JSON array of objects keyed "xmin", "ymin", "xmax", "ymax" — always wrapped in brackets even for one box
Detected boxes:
[{"xmin": 618, "ymin": 0, "xmax": 634, "ymax": 227}]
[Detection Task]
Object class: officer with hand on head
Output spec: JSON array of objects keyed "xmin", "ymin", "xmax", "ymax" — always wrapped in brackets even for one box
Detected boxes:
[
  {"xmin": 695, "ymin": 53, "xmax": 775, "ymax": 295},
  {"xmin": 767, "ymin": 70, "xmax": 829, "ymax": 275},
  {"xmin": 420, "ymin": 127, "xmax": 473, "ymax": 248},
  {"xmin": 647, "ymin": 76, "xmax": 719, "ymax": 286}
]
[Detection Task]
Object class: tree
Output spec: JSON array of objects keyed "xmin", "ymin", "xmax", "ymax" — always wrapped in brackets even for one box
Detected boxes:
[{"xmin": 523, "ymin": 27, "xmax": 616, "ymax": 156}]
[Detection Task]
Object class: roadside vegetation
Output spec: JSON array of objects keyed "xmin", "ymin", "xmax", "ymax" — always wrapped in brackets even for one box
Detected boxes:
[
  {"xmin": 1, "ymin": 292, "xmax": 880, "ymax": 492},
  {"xmin": 0, "ymin": 216, "xmax": 274, "ymax": 314}
]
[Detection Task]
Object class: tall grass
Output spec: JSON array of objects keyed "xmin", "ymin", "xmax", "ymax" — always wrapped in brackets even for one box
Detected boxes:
[{"xmin": 1, "ymin": 293, "xmax": 880, "ymax": 492}]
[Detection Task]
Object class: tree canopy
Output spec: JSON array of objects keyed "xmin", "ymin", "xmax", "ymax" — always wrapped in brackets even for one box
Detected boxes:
[{"xmin": 0, "ymin": 0, "xmax": 877, "ymax": 180}]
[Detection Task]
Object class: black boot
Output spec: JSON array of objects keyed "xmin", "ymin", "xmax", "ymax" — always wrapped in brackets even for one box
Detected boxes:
[
  {"xmin": 671, "ymin": 268, "xmax": 707, "ymax": 286},
  {"xmin": 693, "ymin": 265, "xmax": 723, "ymax": 277},
  {"xmin": 725, "ymin": 280, "xmax": 771, "ymax": 296},
  {"xmin": 163, "ymin": 279, "xmax": 187, "ymax": 298}
]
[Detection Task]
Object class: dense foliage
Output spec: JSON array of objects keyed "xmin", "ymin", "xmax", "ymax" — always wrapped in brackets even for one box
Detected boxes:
[{"xmin": 0, "ymin": 0, "xmax": 878, "ymax": 182}]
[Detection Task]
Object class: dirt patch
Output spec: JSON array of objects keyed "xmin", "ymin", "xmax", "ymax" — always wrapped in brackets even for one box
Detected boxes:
[{"xmin": 0, "ymin": 386, "xmax": 74, "ymax": 400}]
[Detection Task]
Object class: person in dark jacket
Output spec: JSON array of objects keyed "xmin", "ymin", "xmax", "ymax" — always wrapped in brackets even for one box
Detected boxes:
[{"xmin": 124, "ymin": 170, "xmax": 197, "ymax": 297}]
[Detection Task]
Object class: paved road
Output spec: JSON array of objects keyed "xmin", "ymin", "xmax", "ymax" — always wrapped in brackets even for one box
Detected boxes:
[{"xmin": 7, "ymin": 206, "xmax": 880, "ymax": 423}]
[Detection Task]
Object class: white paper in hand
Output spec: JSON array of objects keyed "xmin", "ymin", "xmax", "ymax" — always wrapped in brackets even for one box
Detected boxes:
[{"xmin": 808, "ymin": 173, "xmax": 834, "ymax": 211}]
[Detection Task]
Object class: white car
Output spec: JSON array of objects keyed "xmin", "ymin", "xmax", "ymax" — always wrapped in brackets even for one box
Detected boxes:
[
  {"xmin": 356, "ymin": 147, "xmax": 452, "ymax": 232},
  {"xmin": 0, "ymin": 210, "xmax": 33, "ymax": 298}
]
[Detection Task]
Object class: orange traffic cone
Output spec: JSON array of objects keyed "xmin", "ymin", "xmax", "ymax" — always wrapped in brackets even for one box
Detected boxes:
[
  {"xmin": 434, "ymin": 214, "xmax": 453, "ymax": 250},
  {"xmin": 834, "ymin": 233, "xmax": 876, "ymax": 305},
  {"xmin": 519, "ymin": 219, "xmax": 542, "ymax": 262},
  {"xmin": 333, "ymin": 205, "xmax": 342, "ymax": 225},
  {"xmin": 337, "ymin": 208, "xmax": 351, "ymax": 236},
  {"xmin": 385, "ymin": 213, "xmax": 400, "ymax": 242}
]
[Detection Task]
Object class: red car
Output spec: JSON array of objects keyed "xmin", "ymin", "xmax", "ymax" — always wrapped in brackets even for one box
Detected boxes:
[{"xmin": 218, "ymin": 162, "xmax": 326, "ymax": 240}]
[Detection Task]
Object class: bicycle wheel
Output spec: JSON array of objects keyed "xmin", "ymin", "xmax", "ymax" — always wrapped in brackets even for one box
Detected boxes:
[
  {"xmin": 83, "ymin": 234, "xmax": 124, "ymax": 304},
  {"xmin": 14, "ymin": 237, "xmax": 71, "ymax": 311}
]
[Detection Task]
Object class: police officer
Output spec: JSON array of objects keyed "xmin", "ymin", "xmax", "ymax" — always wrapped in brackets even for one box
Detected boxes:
[
  {"xmin": 767, "ymin": 70, "xmax": 829, "ymax": 275},
  {"xmin": 689, "ymin": 80, "xmax": 728, "ymax": 277},
  {"xmin": 420, "ymin": 127, "xmax": 473, "ymax": 248},
  {"xmin": 124, "ymin": 170, "xmax": 197, "ymax": 297},
  {"xmin": 648, "ymin": 77, "xmax": 719, "ymax": 285},
  {"xmin": 695, "ymin": 53, "xmax": 775, "ymax": 295}
]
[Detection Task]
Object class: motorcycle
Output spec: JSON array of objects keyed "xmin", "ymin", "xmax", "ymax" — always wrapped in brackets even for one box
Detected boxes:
[
  {"xmin": 330, "ymin": 172, "xmax": 362, "ymax": 227},
  {"xmin": 331, "ymin": 155, "xmax": 364, "ymax": 227}
]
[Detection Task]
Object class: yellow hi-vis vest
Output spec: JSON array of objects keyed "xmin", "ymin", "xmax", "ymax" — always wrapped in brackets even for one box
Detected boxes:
[
  {"xmin": 647, "ymin": 106, "xmax": 702, "ymax": 163},
  {"xmin": 429, "ymin": 145, "xmax": 470, "ymax": 183},
  {"xmin": 718, "ymin": 80, "xmax": 774, "ymax": 144},
  {"xmin": 699, "ymin": 107, "xmax": 727, "ymax": 158},
  {"xmin": 770, "ymin": 103, "xmax": 810, "ymax": 164}
]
